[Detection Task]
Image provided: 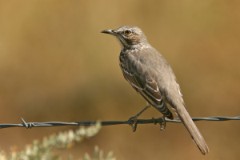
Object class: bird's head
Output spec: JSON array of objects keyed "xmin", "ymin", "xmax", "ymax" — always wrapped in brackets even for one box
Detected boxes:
[{"xmin": 101, "ymin": 26, "xmax": 148, "ymax": 48}]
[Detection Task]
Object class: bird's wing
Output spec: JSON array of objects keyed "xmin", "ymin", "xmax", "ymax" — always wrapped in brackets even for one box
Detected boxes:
[{"xmin": 120, "ymin": 63, "xmax": 162, "ymax": 106}]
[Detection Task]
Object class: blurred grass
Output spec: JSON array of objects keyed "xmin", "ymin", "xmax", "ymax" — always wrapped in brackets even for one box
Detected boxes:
[{"xmin": 0, "ymin": 0, "xmax": 240, "ymax": 159}]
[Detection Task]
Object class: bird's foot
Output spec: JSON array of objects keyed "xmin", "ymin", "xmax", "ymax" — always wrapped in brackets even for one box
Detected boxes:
[
  {"xmin": 152, "ymin": 116, "xmax": 166, "ymax": 131},
  {"xmin": 127, "ymin": 105, "xmax": 150, "ymax": 132},
  {"xmin": 128, "ymin": 116, "xmax": 139, "ymax": 132},
  {"xmin": 160, "ymin": 116, "xmax": 166, "ymax": 131}
]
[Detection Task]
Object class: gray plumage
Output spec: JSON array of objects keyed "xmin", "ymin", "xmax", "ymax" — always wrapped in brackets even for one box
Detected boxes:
[{"xmin": 102, "ymin": 26, "xmax": 209, "ymax": 155}]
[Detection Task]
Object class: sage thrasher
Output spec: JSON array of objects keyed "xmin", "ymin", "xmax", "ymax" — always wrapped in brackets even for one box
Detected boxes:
[{"xmin": 101, "ymin": 26, "xmax": 209, "ymax": 155}]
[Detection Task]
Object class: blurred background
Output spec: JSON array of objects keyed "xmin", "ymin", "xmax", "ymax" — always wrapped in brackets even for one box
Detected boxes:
[{"xmin": 0, "ymin": 0, "xmax": 240, "ymax": 159}]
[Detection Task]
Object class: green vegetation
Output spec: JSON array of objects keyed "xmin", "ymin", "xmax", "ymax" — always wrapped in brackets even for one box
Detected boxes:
[{"xmin": 0, "ymin": 123, "xmax": 116, "ymax": 160}]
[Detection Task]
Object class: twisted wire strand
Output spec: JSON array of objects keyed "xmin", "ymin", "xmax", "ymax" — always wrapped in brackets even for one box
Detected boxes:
[{"xmin": 0, "ymin": 116, "xmax": 239, "ymax": 129}]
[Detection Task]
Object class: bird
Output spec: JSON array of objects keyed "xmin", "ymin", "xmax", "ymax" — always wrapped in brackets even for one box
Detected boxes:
[{"xmin": 101, "ymin": 26, "xmax": 209, "ymax": 155}]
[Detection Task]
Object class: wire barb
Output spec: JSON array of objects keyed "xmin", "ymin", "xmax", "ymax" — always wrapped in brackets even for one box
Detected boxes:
[{"xmin": 0, "ymin": 116, "xmax": 239, "ymax": 130}]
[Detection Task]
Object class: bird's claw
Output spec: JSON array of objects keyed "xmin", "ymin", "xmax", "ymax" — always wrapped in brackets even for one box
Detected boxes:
[
  {"xmin": 160, "ymin": 116, "xmax": 166, "ymax": 131},
  {"xmin": 128, "ymin": 116, "xmax": 138, "ymax": 132},
  {"xmin": 152, "ymin": 116, "xmax": 166, "ymax": 131}
]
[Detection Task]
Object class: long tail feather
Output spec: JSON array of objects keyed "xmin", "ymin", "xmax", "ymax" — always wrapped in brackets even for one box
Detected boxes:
[{"xmin": 176, "ymin": 105, "xmax": 209, "ymax": 155}]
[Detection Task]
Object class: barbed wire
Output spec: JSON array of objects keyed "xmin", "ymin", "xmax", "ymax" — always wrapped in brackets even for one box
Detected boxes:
[{"xmin": 0, "ymin": 116, "xmax": 239, "ymax": 130}]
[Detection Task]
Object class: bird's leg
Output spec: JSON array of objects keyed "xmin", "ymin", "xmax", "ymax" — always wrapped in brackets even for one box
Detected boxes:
[{"xmin": 128, "ymin": 104, "xmax": 151, "ymax": 132}]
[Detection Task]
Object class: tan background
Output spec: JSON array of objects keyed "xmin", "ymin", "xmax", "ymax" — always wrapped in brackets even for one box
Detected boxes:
[{"xmin": 0, "ymin": 0, "xmax": 240, "ymax": 159}]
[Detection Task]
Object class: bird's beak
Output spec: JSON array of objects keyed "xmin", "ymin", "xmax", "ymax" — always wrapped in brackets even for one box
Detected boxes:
[{"xmin": 101, "ymin": 29, "xmax": 115, "ymax": 35}]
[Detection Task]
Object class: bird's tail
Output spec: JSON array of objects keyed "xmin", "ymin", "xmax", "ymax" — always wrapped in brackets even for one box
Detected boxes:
[{"xmin": 176, "ymin": 104, "xmax": 209, "ymax": 155}]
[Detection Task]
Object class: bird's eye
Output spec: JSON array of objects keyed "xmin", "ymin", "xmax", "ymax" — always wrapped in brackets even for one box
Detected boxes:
[{"xmin": 124, "ymin": 30, "xmax": 132, "ymax": 35}]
